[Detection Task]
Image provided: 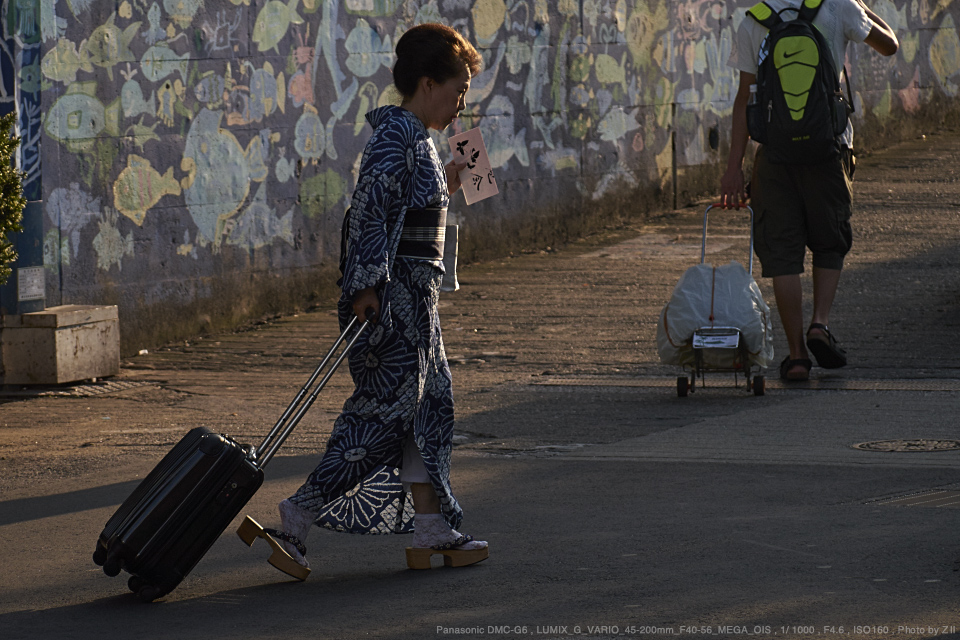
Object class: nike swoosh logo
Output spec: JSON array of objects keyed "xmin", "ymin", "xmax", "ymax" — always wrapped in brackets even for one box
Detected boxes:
[{"xmin": 783, "ymin": 50, "xmax": 803, "ymax": 58}]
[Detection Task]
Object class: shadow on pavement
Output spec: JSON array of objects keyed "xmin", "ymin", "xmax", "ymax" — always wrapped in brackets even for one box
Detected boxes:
[{"xmin": 0, "ymin": 455, "xmax": 320, "ymax": 527}]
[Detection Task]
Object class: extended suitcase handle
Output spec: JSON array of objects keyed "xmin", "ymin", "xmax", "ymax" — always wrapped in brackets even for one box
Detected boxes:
[
  {"xmin": 254, "ymin": 308, "xmax": 375, "ymax": 469},
  {"xmin": 703, "ymin": 204, "xmax": 755, "ymax": 276}
]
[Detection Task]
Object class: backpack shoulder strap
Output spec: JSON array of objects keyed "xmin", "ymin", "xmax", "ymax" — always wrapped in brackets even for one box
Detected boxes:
[
  {"xmin": 797, "ymin": 0, "xmax": 824, "ymax": 23},
  {"xmin": 746, "ymin": 1, "xmax": 782, "ymax": 29}
]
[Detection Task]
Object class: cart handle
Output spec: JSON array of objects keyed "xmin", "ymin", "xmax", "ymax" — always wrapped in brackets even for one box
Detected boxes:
[{"xmin": 703, "ymin": 204, "xmax": 755, "ymax": 276}]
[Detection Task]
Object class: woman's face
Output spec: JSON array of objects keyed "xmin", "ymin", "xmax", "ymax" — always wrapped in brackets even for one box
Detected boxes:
[{"xmin": 425, "ymin": 67, "xmax": 471, "ymax": 130}]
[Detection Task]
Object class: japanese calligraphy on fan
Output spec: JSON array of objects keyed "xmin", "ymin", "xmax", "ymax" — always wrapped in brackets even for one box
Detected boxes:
[{"xmin": 448, "ymin": 128, "xmax": 499, "ymax": 205}]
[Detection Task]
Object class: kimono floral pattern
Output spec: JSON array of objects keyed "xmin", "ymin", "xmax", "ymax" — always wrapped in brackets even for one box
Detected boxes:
[{"xmin": 288, "ymin": 106, "xmax": 462, "ymax": 534}]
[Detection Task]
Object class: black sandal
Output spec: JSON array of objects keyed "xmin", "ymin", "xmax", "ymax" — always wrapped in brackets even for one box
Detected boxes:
[
  {"xmin": 779, "ymin": 356, "xmax": 812, "ymax": 381},
  {"xmin": 806, "ymin": 323, "xmax": 847, "ymax": 369}
]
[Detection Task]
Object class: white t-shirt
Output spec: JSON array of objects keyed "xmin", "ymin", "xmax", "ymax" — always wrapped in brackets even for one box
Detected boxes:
[{"xmin": 727, "ymin": 0, "xmax": 873, "ymax": 147}]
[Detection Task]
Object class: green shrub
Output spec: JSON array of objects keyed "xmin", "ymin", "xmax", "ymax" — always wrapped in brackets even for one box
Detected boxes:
[{"xmin": 0, "ymin": 111, "xmax": 26, "ymax": 286}]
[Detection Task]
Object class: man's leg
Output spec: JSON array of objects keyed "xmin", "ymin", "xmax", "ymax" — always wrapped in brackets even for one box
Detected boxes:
[
  {"xmin": 773, "ymin": 274, "xmax": 810, "ymax": 376},
  {"xmin": 810, "ymin": 266, "xmax": 841, "ymax": 329},
  {"xmin": 802, "ymin": 148, "xmax": 853, "ymax": 368},
  {"xmin": 806, "ymin": 266, "xmax": 847, "ymax": 368}
]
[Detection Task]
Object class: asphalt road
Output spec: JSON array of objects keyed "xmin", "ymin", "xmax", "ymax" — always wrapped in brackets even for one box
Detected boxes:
[{"xmin": 2, "ymin": 132, "xmax": 960, "ymax": 640}]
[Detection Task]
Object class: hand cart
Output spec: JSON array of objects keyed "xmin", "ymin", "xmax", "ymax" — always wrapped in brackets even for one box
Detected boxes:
[{"xmin": 676, "ymin": 204, "xmax": 766, "ymax": 397}]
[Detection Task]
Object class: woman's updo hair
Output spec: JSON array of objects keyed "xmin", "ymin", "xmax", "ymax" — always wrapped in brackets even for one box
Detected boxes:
[{"xmin": 393, "ymin": 23, "xmax": 482, "ymax": 99}]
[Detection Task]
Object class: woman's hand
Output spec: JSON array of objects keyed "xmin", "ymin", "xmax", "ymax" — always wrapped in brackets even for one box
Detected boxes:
[
  {"xmin": 352, "ymin": 287, "xmax": 380, "ymax": 323},
  {"xmin": 445, "ymin": 159, "xmax": 468, "ymax": 195}
]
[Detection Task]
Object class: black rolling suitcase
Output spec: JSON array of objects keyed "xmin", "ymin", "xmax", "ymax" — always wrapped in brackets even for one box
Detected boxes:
[{"xmin": 93, "ymin": 314, "xmax": 371, "ymax": 601}]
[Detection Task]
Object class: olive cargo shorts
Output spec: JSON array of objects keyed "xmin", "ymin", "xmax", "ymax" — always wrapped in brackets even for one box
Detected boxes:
[{"xmin": 752, "ymin": 146, "xmax": 855, "ymax": 277}]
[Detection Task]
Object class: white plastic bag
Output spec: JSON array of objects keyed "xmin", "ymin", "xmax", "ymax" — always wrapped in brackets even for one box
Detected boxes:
[{"xmin": 656, "ymin": 261, "xmax": 774, "ymax": 367}]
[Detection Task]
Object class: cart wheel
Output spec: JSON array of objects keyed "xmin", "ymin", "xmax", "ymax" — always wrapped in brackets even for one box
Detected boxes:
[
  {"xmin": 753, "ymin": 375, "xmax": 765, "ymax": 396},
  {"xmin": 677, "ymin": 376, "xmax": 689, "ymax": 397}
]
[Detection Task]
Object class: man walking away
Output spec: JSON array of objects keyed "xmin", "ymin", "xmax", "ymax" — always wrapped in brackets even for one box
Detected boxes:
[{"xmin": 720, "ymin": 0, "xmax": 897, "ymax": 381}]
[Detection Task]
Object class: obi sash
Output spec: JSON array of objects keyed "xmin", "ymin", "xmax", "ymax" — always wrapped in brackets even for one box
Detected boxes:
[{"xmin": 396, "ymin": 207, "xmax": 447, "ymax": 261}]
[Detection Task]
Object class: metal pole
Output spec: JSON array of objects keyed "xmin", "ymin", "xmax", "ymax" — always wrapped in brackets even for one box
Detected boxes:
[
  {"xmin": 257, "ymin": 319, "xmax": 371, "ymax": 470},
  {"xmin": 255, "ymin": 315, "xmax": 358, "ymax": 457}
]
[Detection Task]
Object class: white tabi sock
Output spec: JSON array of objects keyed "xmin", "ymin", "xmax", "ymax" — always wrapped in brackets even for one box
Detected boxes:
[
  {"xmin": 412, "ymin": 513, "xmax": 488, "ymax": 550},
  {"xmin": 278, "ymin": 499, "xmax": 314, "ymax": 567}
]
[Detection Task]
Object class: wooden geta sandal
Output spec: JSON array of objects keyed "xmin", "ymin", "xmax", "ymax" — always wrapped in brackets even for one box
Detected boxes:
[
  {"xmin": 237, "ymin": 515, "xmax": 310, "ymax": 581},
  {"xmin": 405, "ymin": 535, "xmax": 489, "ymax": 570}
]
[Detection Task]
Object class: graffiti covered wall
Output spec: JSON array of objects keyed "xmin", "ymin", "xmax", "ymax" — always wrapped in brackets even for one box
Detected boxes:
[{"xmin": 4, "ymin": 0, "xmax": 960, "ymax": 352}]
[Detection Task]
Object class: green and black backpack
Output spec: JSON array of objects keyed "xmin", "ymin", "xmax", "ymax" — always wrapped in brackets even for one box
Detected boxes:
[{"xmin": 746, "ymin": 0, "xmax": 852, "ymax": 164}]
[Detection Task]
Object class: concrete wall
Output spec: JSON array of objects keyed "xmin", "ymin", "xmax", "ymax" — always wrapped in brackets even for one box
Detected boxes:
[{"xmin": 3, "ymin": 0, "xmax": 960, "ymax": 354}]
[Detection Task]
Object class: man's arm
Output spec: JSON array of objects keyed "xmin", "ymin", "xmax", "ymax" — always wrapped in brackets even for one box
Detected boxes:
[
  {"xmin": 858, "ymin": 0, "xmax": 899, "ymax": 55},
  {"xmin": 720, "ymin": 71, "xmax": 756, "ymax": 209}
]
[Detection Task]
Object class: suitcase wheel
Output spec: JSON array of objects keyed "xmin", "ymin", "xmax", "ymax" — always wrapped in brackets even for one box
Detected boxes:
[
  {"xmin": 137, "ymin": 584, "xmax": 164, "ymax": 603},
  {"xmin": 92, "ymin": 545, "xmax": 107, "ymax": 566},
  {"xmin": 102, "ymin": 556, "xmax": 122, "ymax": 577},
  {"xmin": 128, "ymin": 576, "xmax": 144, "ymax": 593}
]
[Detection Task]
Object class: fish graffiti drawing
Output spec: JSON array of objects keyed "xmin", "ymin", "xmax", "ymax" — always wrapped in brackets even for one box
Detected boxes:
[
  {"xmin": 275, "ymin": 152, "xmax": 296, "ymax": 183},
  {"xmin": 225, "ymin": 183, "xmax": 294, "ymax": 250},
  {"xmin": 18, "ymin": 58, "xmax": 42, "ymax": 93},
  {"xmin": 597, "ymin": 106, "xmax": 641, "ymax": 142},
  {"xmin": 93, "ymin": 208, "xmax": 135, "ymax": 272},
  {"xmin": 81, "ymin": 13, "xmax": 140, "ymax": 80},
  {"xmin": 478, "ymin": 94, "xmax": 529, "ymax": 169},
  {"xmin": 125, "ymin": 117, "xmax": 162, "ymax": 151},
  {"xmin": 121, "ymin": 68, "xmax": 157, "ymax": 119},
  {"xmin": 248, "ymin": 62, "xmax": 285, "ymax": 121},
  {"xmin": 194, "ymin": 71, "xmax": 227, "ymax": 107},
  {"xmin": 46, "ymin": 81, "xmax": 120, "ymax": 152},
  {"xmin": 294, "ymin": 104, "xmax": 325, "ymax": 159},
  {"xmin": 253, "ymin": 0, "xmax": 304, "ymax": 53},
  {"xmin": 141, "ymin": 43, "xmax": 190, "ymax": 84},
  {"xmin": 163, "ymin": 0, "xmax": 203, "ymax": 29},
  {"xmin": 142, "ymin": 2, "xmax": 166, "ymax": 45},
  {"xmin": 595, "ymin": 52, "xmax": 628, "ymax": 93},
  {"xmin": 471, "ymin": 0, "xmax": 507, "ymax": 47},
  {"xmin": 181, "ymin": 108, "xmax": 259, "ymax": 246},
  {"xmin": 41, "ymin": 38, "xmax": 93, "ymax": 84},
  {"xmin": 344, "ymin": 18, "xmax": 392, "ymax": 78},
  {"xmin": 46, "ymin": 183, "xmax": 100, "ymax": 259},
  {"xmin": 113, "ymin": 154, "xmax": 182, "ymax": 225}
]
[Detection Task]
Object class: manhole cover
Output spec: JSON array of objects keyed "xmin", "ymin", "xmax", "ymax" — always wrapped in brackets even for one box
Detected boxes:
[{"xmin": 853, "ymin": 439, "xmax": 960, "ymax": 452}]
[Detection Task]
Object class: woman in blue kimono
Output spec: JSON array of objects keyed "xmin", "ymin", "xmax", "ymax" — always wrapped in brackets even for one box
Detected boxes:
[{"xmin": 238, "ymin": 23, "xmax": 486, "ymax": 579}]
